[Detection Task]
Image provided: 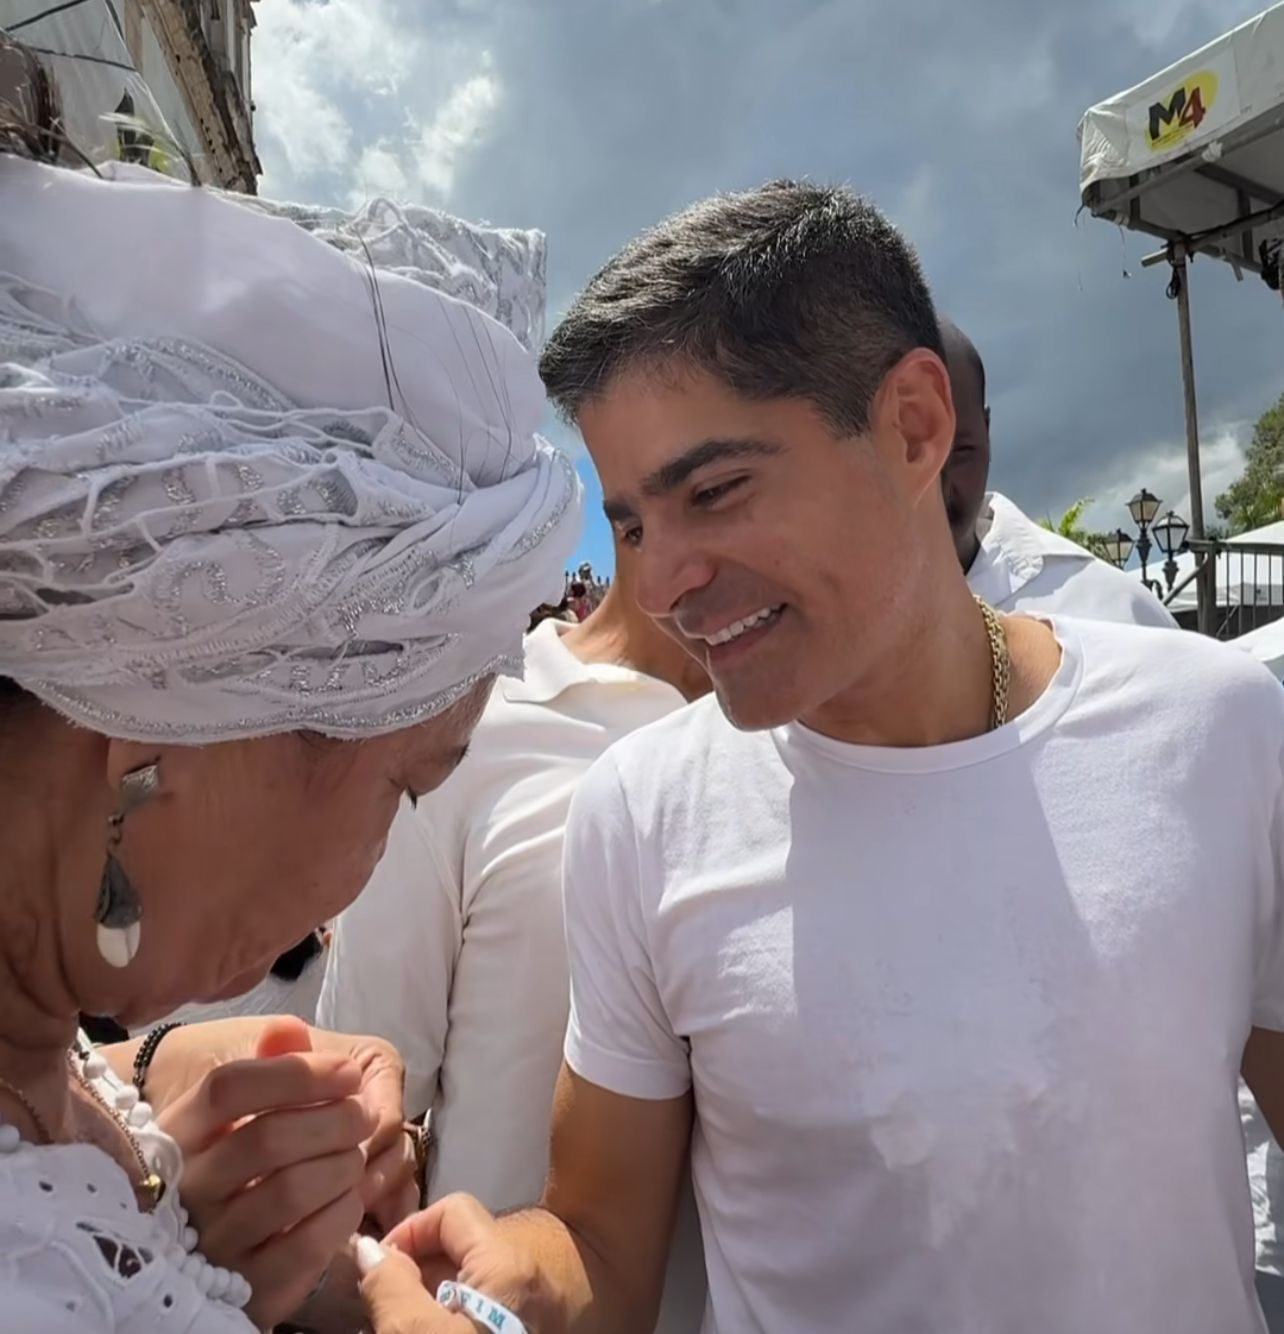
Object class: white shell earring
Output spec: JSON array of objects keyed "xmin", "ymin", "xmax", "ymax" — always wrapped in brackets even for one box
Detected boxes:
[{"xmin": 95, "ymin": 763, "xmax": 160, "ymax": 970}]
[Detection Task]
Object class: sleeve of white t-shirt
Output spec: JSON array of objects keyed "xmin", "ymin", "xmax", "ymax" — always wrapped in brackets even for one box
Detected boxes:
[
  {"xmin": 317, "ymin": 801, "xmax": 461, "ymax": 1119},
  {"xmin": 563, "ymin": 752, "xmax": 691, "ymax": 1101}
]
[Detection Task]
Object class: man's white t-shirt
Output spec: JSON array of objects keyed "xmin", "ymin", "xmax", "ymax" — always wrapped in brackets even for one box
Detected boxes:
[
  {"xmin": 563, "ymin": 618, "xmax": 1284, "ymax": 1333},
  {"xmin": 967, "ymin": 491, "xmax": 1177, "ymax": 628},
  {"xmin": 965, "ymin": 492, "xmax": 1284, "ymax": 1285}
]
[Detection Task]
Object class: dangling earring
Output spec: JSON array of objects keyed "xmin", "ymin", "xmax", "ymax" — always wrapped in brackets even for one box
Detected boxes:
[{"xmin": 95, "ymin": 763, "xmax": 160, "ymax": 970}]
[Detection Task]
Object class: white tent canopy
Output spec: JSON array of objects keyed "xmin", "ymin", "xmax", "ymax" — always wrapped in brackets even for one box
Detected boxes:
[{"xmin": 1080, "ymin": 2, "xmax": 1284, "ymax": 280}]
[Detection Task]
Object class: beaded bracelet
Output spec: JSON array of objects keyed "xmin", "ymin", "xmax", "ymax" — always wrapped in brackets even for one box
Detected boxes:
[{"xmin": 131, "ymin": 1021, "xmax": 185, "ymax": 1096}]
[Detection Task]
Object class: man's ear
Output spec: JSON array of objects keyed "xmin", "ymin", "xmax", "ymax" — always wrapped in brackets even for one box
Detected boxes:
[{"xmin": 872, "ymin": 349, "xmax": 956, "ymax": 507}]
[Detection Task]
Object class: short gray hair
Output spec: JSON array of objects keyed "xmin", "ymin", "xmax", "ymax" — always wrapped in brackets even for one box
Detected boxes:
[{"xmin": 540, "ymin": 180, "xmax": 942, "ymax": 435}]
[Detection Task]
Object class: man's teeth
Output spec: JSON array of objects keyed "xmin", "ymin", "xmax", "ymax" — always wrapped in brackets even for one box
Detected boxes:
[{"xmin": 706, "ymin": 606, "xmax": 781, "ymax": 646}]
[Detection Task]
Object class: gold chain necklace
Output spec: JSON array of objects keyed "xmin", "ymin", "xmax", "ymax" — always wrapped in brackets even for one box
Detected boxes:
[
  {"xmin": 0, "ymin": 1051, "xmax": 164, "ymax": 1209},
  {"xmin": 975, "ymin": 596, "xmax": 1011, "ymax": 730}
]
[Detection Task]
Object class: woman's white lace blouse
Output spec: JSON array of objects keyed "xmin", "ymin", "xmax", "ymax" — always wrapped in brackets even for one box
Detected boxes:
[{"xmin": 0, "ymin": 1043, "xmax": 254, "ymax": 1332}]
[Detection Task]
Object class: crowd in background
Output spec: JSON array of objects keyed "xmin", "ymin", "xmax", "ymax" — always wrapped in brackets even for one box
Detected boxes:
[{"xmin": 529, "ymin": 563, "xmax": 612, "ymax": 630}]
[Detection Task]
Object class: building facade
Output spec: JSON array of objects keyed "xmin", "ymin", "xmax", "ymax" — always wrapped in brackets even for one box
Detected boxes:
[
  {"xmin": 6, "ymin": 0, "xmax": 259, "ymax": 191},
  {"xmin": 115, "ymin": 0, "xmax": 260, "ymax": 191}
]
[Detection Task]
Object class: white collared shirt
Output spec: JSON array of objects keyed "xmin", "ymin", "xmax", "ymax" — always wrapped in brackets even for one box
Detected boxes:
[
  {"xmin": 320, "ymin": 619, "xmax": 686, "ymax": 1196},
  {"xmin": 966, "ymin": 492, "xmax": 1177, "ymax": 627},
  {"xmin": 320, "ymin": 621, "xmax": 708, "ymax": 1329}
]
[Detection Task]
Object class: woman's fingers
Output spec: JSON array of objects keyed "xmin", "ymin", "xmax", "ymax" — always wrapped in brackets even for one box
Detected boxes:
[
  {"xmin": 161, "ymin": 1050, "xmax": 363, "ymax": 1152},
  {"xmin": 181, "ymin": 1095, "xmax": 374, "ymax": 1207},
  {"xmin": 240, "ymin": 1186, "xmax": 367, "ymax": 1331},
  {"xmin": 198, "ymin": 1145, "xmax": 367, "ymax": 1260},
  {"xmin": 362, "ymin": 1134, "xmax": 419, "ymax": 1229},
  {"xmin": 252, "ymin": 1015, "xmax": 314, "ymax": 1061}
]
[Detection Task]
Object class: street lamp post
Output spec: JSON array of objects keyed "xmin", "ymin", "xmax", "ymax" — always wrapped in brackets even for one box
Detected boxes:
[
  {"xmin": 1127, "ymin": 488, "xmax": 1163, "ymax": 594},
  {"xmin": 1151, "ymin": 510, "xmax": 1191, "ymax": 596},
  {"xmin": 1102, "ymin": 490, "xmax": 1190, "ymax": 601},
  {"xmin": 1099, "ymin": 529, "xmax": 1136, "ymax": 571}
]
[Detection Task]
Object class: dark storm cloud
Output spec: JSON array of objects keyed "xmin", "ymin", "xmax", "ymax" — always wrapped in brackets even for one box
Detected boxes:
[{"xmin": 257, "ymin": 0, "xmax": 1278, "ymax": 527}]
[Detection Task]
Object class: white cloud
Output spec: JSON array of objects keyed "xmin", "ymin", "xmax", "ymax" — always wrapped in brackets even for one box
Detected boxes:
[
  {"xmin": 242, "ymin": 0, "xmax": 1282, "ymax": 579},
  {"xmin": 349, "ymin": 142, "xmax": 411, "ymax": 205},
  {"xmin": 253, "ymin": 0, "xmax": 420, "ymax": 189},
  {"xmin": 891, "ymin": 165, "xmax": 938, "ymax": 244},
  {"xmin": 255, "ymin": 64, "xmax": 353, "ymax": 181},
  {"xmin": 253, "ymin": 3, "xmax": 499, "ymax": 209},
  {"xmin": 1082, "ymin": 421, "xmax": 1249, "ymax": 533},
  {"xmin": 412, "ymin": 56, "xmax": 502, "ymax": 200}
]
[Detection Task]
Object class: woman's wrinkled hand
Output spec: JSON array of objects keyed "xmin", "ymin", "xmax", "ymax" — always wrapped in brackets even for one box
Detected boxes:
[
  {"xmin": 308, "ymin": 1024, "xmax": 419, "ymax": 1232},
  {"xmin": 159, "ymin": 1018, "xmax": 374, "ymax": 1330}
]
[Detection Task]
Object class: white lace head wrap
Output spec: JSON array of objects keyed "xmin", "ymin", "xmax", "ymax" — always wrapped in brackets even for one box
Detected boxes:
[{"xmin": 0, "ymin": 156, "xmax": 581, "ymax": 743}]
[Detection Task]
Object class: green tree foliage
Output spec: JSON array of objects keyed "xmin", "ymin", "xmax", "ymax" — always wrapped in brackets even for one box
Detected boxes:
[
  {"xmin": 1215, "ymin": 392, "xmax": 1284, "ymax": 535},
  {"xmin": 1039, "ymin": 498, "xmax": 1113, "ymax": 561}
]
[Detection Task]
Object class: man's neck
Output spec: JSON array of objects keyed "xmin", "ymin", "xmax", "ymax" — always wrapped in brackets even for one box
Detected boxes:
[
  {"xmin": 561, "ymin": 584, "xmax": 709, "ymax": 701},
  {"xmin": 802, "ymin": 575, "xmax": 1060, "ymax": 748}
]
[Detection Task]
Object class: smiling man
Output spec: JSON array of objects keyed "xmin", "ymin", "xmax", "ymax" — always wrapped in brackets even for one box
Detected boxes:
[{"xmin": 382, "ymin": 182, "xmax": 1284, "ymax": 1334}]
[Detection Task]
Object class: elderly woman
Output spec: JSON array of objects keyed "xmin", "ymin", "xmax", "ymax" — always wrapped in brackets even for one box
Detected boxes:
[{"xmin": 0, "ymin": 47, "xmax": 579, "ymax": 1334}]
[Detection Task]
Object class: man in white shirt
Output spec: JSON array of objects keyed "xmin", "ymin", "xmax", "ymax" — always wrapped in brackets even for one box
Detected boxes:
[
  {"xmin": 319, "ymin": 543, "xmax": 709, "ymax": 1329},
  {"xmin": 379, "ymin": 182, "xmax": 1284, "ymax": 1334},
  {"xmin": 939, "ymin": 320, "xmax": 1177, "ymax": 629}
]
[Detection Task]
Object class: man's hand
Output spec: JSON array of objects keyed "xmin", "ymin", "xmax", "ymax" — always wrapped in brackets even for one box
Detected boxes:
[
  {"xmin": 383, "ymin": 1195, "xmax": 546, "ymax": 1316},
  {"xmin": 159, "ymin": 1019, "xmax": 371, "ymax": 1330},
  {"xmin": 362, "ymin": 1067, "xmax": 695, "ymax": 1334},
  {"xmin": 358, "ymin": 1240, "xmax": 476, "ymax": 1334}
]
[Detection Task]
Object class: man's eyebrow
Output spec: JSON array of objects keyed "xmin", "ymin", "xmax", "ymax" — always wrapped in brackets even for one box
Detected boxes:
[
  {"xmin": 601, "ymin": 438, "xmax": 783, "ymax": 526},
  {"xmin": 640, "ymin": 438, "xmax": 783, "ymax": 498},
  {"xmin": 603, "ymin": 497, "xmax": 638, "ymax": 526}
]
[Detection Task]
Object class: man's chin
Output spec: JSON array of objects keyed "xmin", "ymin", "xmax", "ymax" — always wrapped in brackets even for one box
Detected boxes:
[{"xmin": 713, "ymin": 682, "xmax": 799, "ymax": 733}]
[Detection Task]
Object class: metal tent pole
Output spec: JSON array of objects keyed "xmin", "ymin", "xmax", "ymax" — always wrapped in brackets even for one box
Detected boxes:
[{"xmin": 1170, "ymin": 245, "xmax": 1214, "ymax": 636}]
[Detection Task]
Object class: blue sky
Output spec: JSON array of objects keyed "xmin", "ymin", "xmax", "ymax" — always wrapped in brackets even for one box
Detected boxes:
[
  {"xmin": 251, "ymin": 0, "xmax": 1282, "ymax": 576},
  {"xmin": 570, "ymin": 459, "xmax": 612, "ymax": 575}
]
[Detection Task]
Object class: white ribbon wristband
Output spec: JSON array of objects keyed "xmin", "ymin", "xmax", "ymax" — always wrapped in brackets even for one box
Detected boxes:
[{"xmin": 437, "ymin": 1280, "xmax": 528, "ymax": 1333}]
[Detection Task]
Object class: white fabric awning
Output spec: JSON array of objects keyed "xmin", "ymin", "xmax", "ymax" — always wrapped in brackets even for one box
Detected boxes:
[{"xmin": 1079, "ymin": 3, "xmax": 1284, "ymax": 278}]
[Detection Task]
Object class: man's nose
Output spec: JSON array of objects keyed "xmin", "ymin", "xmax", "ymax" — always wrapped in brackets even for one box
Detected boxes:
[{"xmin": 635, "ymin": 529, "xmax": 717, "ymax": 619}]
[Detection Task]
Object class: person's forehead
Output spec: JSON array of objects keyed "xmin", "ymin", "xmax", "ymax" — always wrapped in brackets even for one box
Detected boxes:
[{"xmin": 582, "ymin": 366, "xmax": 822, "ymax": 459}]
